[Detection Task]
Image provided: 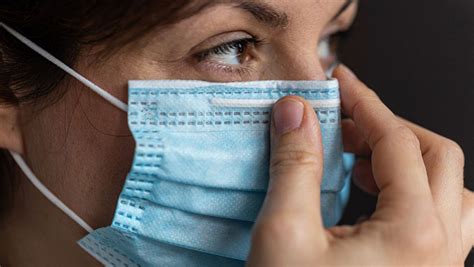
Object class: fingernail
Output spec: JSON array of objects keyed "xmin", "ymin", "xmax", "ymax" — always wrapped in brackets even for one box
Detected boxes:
[
  {"xmin": 273, "ymin": 99, "xmax": 304, "ymax": 135},
  {"xmin": 339, "ymin": 64, "xmax": 357, "ymax": 79}
]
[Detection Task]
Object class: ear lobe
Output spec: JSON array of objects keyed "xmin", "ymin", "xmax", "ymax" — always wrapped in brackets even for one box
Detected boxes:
[{"xmin": 0, "ymin": 105, "xmax": 24, "ymax": 154}]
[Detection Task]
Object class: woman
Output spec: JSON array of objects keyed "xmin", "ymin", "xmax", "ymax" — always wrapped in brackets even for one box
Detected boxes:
[{"xmin": 0, "ymin": 0, "xmax": 473, "ymax": 265}]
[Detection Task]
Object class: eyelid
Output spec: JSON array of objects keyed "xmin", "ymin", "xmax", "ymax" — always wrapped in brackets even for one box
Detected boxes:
[
  {"xmin": 322, "ymin": 1, "xmax": 357, "ymax": 38},
  {"xmin": 196, "ymin": 37, "xmax": 256, "ymax": 64},
  {"xmin": 191, "ymin": 35, "xmax": 262, "ymax": 81},
  {"xmin": 190, "ymin": 31, "xmax": 254, "ymax": 55},
  {"xmin": 320, "ymin": 19, "xmax": 352, "ymax": 40},
  {"xmin": 331, "ymin": 0, "xmax": 354, "ymax": 21}
]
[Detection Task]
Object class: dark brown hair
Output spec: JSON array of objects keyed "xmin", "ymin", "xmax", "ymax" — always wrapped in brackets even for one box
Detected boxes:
[{"xmin": 0, "ymin": 0, "xmax": 212, "ymax": 216}]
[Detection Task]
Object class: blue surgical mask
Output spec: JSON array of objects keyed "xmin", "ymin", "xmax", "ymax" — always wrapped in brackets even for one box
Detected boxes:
[{"xmin": 2, "ymin": 22, "xmax": 355, "ymax": 267}]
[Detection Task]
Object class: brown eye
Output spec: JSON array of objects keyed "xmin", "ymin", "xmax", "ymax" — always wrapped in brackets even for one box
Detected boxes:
[{"xmin": 196, "ymin": 38, "xmax": 257, "ymax": 65}]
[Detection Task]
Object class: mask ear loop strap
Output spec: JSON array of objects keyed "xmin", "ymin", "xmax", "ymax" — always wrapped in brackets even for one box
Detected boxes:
[
  {"xmin": 9, "ymin": 151, "xmax": 93, "ymax": 233},
  {"xmin": 0, "ymin": 22, "xmax": 119, "ymax": 233},
  {"xmin": 0, "ymin": 22, "xmax": 128, "ymax": 112}
]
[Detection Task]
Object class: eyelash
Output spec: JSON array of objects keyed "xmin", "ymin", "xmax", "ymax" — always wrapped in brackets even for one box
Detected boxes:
[
  {"xmin": 194, "ymin": 33, "xmax": 342, "ymax": 77},
  {"xmin": 196, "ymin": 38, "xmax": 259, "ymax": 62},
  {"xmin": 193, "ymin": 37, "xmax": 263, "ymax": 78}
]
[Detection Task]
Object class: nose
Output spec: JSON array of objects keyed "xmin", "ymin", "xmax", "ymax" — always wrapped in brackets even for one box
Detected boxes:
[{"xmin": 262, "ymin": 45, "xmax": 327, "ymax": 81}]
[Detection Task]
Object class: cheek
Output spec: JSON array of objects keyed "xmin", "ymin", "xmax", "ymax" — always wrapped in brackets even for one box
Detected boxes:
[
  {"xmin": 71, "ymin": 85, "xmax": 136, "ymax": 227},
  {"xmin": 21, "ymin": 81, "xmax": 136, "ymax": 228},
  {"xmin": 259, "ymin": 43, "xmax": 328, "ymax": 81}
]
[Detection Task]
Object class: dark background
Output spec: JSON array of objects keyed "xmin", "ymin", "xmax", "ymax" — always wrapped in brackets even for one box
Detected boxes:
[{"xmin": 338, "ymin": 0, "xmax": 474, "ymax": 265}]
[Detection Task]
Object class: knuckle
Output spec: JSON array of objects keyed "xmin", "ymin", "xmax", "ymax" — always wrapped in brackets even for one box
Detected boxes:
[
  {"xmin": 374, "ymin": 125, "xmax": 420, "ymax": 151},
  {"xmin": 270, "ymin": 143, "xmax": 321, "ymax": 176},
  {"xmin": 392, "ymin": 126, "xmax": 420, "ymax": 148},
  {"xmin": 427, "ymin": 138, "xmax": 465, "ymax": 175},
  {"xmin": 349, "ymin": 88, "xmax": 380, "ymax": 117},
  {"xmin": 437, "ymin": 138, "xmax": 465, "ymax": 166},
  {"xmin": 353, "ymin": 83, "xmax": 379, "ymax": 100},
  {"xmin": 364, "ymin": 87, "xmax": 380, "ymax": 100}
]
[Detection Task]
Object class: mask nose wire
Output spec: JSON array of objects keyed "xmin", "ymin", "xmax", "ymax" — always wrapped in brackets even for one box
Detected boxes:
[{"xmin": 0, "ymin": 22, "xmax": 129, "ymax": 112}]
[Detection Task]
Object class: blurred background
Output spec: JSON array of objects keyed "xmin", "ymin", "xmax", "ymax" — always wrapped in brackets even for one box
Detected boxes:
[{"xmin": 338, "ymin": 0, "xmax": 474, "ymax": 265}]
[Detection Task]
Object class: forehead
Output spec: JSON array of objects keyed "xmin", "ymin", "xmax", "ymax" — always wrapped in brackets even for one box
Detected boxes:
[
  {"xmin": 205, "ymin": 0, "xmax": 349, "ymax": 22},
  {"xmin": 182, "ymin": 0, "xmax": 350, "ymax": 31},
  {"xmin": 111, "ymin": 0, "xmax": 353, "ymax": 58}
]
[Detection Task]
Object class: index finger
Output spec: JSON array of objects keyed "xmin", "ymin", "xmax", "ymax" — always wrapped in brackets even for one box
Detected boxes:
[{"xmin": 333, "ymin": 65, "xmax": 433, "ymax": 217}]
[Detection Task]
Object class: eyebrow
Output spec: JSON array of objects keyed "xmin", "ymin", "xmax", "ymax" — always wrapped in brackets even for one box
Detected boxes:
[
  {"xmin": 232, "ymin": 1, "xmax": 289, "ymax": 29},
  {"xmin": 230, "ymin": 0, "xmax": 353, "ymax": 29}
]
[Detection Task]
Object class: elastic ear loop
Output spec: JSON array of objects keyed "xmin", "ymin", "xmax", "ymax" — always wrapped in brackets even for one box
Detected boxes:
[
  {"xmin": 9, "ymin": 151, "xmax": 93, "ymax": 233},
  {"xmin": 0, "ymin": 22, "xmax": 131, "ymax": 233},
  {"xmin": 0, "ymin": 22, "xmax": 128, "ymax": 112}
]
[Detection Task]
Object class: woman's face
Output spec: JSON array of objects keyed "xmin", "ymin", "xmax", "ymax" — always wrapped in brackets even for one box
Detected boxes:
[{"xmin": 6, "ymin": 0, "xmax": 357, "ymax": 236}]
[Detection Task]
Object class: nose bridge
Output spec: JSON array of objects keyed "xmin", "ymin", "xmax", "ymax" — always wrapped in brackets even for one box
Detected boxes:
[{"xmin": 263, "ymin": 45, "xmax": 327, "ymax": 81}]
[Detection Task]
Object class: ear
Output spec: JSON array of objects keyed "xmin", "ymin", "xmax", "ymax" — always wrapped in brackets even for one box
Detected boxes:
[{"xmin": 0, "ymin": 105, "xmax": 24, "ymax": 154}]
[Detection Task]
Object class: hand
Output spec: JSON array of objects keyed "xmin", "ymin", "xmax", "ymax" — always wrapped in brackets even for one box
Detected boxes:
[{"xmin": 247, "ymin": 65, "xmax": 474, "ymax": 266}]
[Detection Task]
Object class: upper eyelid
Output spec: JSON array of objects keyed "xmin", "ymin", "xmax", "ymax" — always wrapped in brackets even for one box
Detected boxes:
[
  {"xmin": 190, "ymin": 31, "xmax": 254, "ymax": 55},
  {"xmin": 194, "ymin": 37, "xmax": 257, "ymax": 61},
  {"xmin": 322, "ymin": 10, "xmax": 356, "ymax": 38},
  {"xmin": 209, "ymin": 38, "xmax": 253, "ymax": 51},
  {"xmin": 330, "ymin": 0, "xmax": 354, "ymax": 21},
  {"xmin": 198, "ymin": 40, "xmax": 238, "ymax": 58},
  {"xmin": 199, "ymin": 30, "xmax": 338, "ymax": 60}
]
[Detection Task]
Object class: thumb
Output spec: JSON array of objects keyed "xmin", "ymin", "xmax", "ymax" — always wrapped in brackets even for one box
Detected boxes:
[
  {"xmin": 265, "ymin": 96, "xmax": 325, "ymax": 227},
  {"xmin": 249, "ymin": 96, "xmax": 327, "ymax": 265}
]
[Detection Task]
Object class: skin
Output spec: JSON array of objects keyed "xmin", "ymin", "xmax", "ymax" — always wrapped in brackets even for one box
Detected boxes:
[
  {"xmin": 0, "ymin": 0, "xmax": 472, "ymax": 265},
  {"xmin": 248, "ymin": 66, "xmax": 474, "ymax": 266}
]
